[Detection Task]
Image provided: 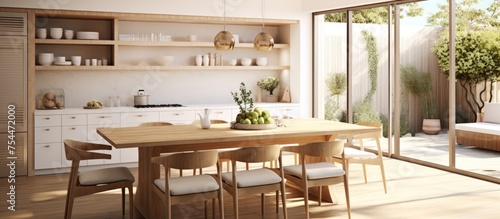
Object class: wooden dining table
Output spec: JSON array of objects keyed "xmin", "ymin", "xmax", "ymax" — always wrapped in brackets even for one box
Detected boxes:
[{"xmin": 97, "ymin": 118, "xmax": 379, "ymax": 219}]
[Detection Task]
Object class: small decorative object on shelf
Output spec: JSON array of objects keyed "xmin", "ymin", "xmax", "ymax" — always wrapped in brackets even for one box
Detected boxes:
[
  {"xmin": 257, "ymin": 76, "xmax": 280, "ymax": 102},
  {"xmin": 36, "ymin": 89, "xmax": 65, "ymax": 110},
  {"xmin": 231, "ymin": 82, "xmax": 276, "ymax": 130}
]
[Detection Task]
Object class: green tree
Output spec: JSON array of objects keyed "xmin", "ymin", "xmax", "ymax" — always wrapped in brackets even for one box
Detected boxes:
[
  {"xmin": 428, "ymin": 0, "xmax": 500, "ymax": 31},
  {"xmin": 432, "ymin": 31, "xmax": 500, "ymax": 121},
  {"xmin": 325, "ymin": 3, "xmax": 423, "ymax": 24}
]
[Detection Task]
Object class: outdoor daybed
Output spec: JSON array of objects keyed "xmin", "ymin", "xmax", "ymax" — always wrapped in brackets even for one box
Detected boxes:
[{"xmin": 456, "ymin": 103, "xmax": 500, "ymax": 151}]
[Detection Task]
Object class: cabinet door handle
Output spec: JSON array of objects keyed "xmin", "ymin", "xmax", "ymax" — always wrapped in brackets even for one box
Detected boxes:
[
  {"xmin": 99, "ymin": 116, "xmax": 111, "ymax": 118},
  {"xmin": 71, "ymin": 116, "xmax": 76, "ymax": 119},
  {"xmin": 44, "ymin": 145, "xmax": 50, "ymax": 148},
  {"xmin": 174, "ymin": 113, "xmax": 180, "ymax": 116},
  {"xmin": 136, "ymin": 115, "xmax": 143, "ymax": 117},
  {"xmin": 45, "ymin": 128, "xmax": 50, "ymax": 131},
  {"xmin": 71, "ymin": 127, "xmax": 76, "ymax": 130},
  {"xmin": 44, "ymin": 117, "xmax": 50, "ymax": 120},
  {"xmin": 216, "ymin": 111, "xmax": 223, "ymax": 114}
]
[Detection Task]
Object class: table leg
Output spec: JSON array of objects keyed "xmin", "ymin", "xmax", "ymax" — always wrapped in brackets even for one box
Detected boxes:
[{"xmin": 134, "ymin": 147, "xmax": 161, "ymax": 219}]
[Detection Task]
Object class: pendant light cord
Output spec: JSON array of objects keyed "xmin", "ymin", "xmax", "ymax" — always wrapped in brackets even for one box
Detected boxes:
[
  {"xmin": 261, "ymin": 0, "xmax": 265, "ymax": 30},
  {"xmin": 223, "ymin": 0, "xmax": 226, "ymax": 31}
]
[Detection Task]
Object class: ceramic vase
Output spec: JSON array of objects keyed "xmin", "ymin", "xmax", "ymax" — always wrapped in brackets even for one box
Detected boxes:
[
  {"xmin": 203, "ymin": 55, "xmax": 209, "ymax": 66},
  {"xmin": 195, "ymin": 55, "xmax": 202, "ymax": 66}
]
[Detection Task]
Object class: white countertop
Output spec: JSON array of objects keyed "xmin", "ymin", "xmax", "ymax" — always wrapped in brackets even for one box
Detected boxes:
[{"xmin": 34, "ymin": 102, "xmax": 300, "ymax": 115}]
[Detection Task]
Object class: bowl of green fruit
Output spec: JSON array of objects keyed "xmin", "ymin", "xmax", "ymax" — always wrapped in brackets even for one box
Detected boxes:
[{"xmin": 230, "ymin": 82, "xmax": 276, "ymax": 130}]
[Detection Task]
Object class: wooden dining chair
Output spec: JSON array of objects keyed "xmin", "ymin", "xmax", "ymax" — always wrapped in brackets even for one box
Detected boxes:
[
  {"xmin": 220, "ymin": 144, "xmax": 287, "ymax": 219},
  {"xmin": 282, "ymin": 141, "xmax": 351, "ymax": 219},
  {"xmin": 191, "ymin": 119, "xmax": 231, "ymax": 175},
  {"xmin": 344, "ymin": 121, "xmax": 387, "ymax": 193},
  {"xmin": 63, "ymin": 139, "xmax": 135, "ymax": 219},
  {"xmin": 151, "ymin": 150, "xmax": 224, "ymax": 219}
]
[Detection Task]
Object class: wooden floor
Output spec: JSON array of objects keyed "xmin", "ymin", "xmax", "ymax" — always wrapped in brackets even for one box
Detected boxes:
[{"xmin": 2, "ymin": 155, "xmax": 499, "ymax": 219}]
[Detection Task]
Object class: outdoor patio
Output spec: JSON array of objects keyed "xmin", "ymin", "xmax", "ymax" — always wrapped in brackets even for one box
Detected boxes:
[{"xmin": 361, "ymin": 131, "xmax": 500, "ymax": 179}]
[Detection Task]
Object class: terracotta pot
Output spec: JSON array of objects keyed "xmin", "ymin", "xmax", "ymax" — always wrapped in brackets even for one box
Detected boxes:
[{"xmin": 422, "ymin": 119, "xmax": 441, "ymax": 135}]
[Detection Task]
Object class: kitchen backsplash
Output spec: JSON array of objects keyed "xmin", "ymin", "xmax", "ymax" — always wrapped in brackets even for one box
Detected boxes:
[{"xmin": 36, "ymin": 70, "xmax": 284, "ymax": 108}]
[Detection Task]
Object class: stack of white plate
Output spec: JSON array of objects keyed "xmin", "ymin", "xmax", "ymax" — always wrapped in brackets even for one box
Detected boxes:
[{"xmin": 76, "ymin": 31, "xmax": 99, "ymax": 40}]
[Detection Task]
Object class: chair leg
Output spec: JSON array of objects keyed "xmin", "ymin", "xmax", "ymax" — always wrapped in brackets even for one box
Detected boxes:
[
  {"xmin": 122, "ymin": 187, "xmax": 126, "ymax": 218},
  {"xmin": 304, "ymin": 186, "xmax": 310, "ymax": 219},
  {"xmin": 318, "ymin": 186, "xmax": 322, "ymax": 206},
  {"xmin": 275, "ymin": 191, "xmax": 279, "ymax": 213},
  {"xmin": 379, "ymin": 159, "xmax": 388, "ymax": 193},
  {"xmin": 212, "ymin": 198, "xmax": 216, "ymax": 219},
  {"xmin": 127, "ymin": 184, "xmax": 134, "ymax": 219},
  {"xmin": 205, "ymin": 200, "xmax": 208, "ymax": 219},
  {"xmin": 362, "ymin": 163, "xmax": 368, "ymax": 183},
  {"xmin": 280, "ymin": 182, "xmax": 288, "ymax": 219},
  {"xmin": 64, "ymin": 192, "xmax": 75, "ymax": 219},
  {"xmin": 261, "ymin": 193, "xmax": 265, "ymax": 216},
  {"xmin": 233, "ymin": 192, "xmax": 239, "ymax": 219},
  {"xmin": 343, "ymin": 176, "xmax": 351, "ymax": 219}
]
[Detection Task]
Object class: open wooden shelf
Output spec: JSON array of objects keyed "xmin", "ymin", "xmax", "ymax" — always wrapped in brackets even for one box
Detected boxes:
[{"xmin": 34, "ymin": 65, "xmax": 290, "ymax": 71}]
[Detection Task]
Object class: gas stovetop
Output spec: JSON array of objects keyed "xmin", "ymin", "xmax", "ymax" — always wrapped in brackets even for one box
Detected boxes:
[{"xmin": 134, "ymin": 104, "xmax": 183, "ymax": 108}]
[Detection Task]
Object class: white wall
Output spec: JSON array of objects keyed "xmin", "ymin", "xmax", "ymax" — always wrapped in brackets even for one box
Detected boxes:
[{"xmin": 2, "ymin": 0, "xmax": 314, "ymax": 117}]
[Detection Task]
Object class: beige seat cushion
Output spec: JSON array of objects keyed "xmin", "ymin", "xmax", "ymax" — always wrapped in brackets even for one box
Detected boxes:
[
  {"xmin": 222, "ymin": 168, "xmax": 282, "ymax": 188},
  {"xmin": 344, "ymin": 147, "xmax": 377, "ymax": 159},
  {"xmin": 284, "ymin": 162, "xmax": 345, "ymax": 180},
  {"xmin": 154, "ymin": 175, "xmax": 219, "ymax": 196},
  {"xmin": 79, "ymin": 167, "xmax": 135, "ymax": 186}
]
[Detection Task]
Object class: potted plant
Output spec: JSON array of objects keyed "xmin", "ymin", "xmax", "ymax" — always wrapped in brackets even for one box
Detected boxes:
[
  {"xmin": 257, "ymin": 76, "xmax": 280, "ymax": 102},
  {"xmin": 401, "ymin": 66, "xmax": 441, "ymax": 135}
]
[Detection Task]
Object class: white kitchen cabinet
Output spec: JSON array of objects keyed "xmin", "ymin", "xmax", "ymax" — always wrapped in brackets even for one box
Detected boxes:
[
  {"xmin": 120, "ymin": 111, "xmax": 159, "ymax": 127},
  {"xmin": 160, "ymin": 110, "xmax": 196, "ymax": 124},
  {"xmin": 34, "ymin": 115, "xmax": 62, "ymax": 170}
]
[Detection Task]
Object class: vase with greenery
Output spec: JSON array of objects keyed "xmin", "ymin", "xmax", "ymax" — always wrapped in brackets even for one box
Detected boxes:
[{"xmin": 257, "ymin": 76, "xmax": 280, "ymax": 102}]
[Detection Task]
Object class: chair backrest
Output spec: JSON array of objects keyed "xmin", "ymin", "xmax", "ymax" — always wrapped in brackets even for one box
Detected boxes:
[
  {"xmin": 151, "ymin": 150, "xmax": 219, "ymax": 170},
  {"xmin": 232, "ymin": 144, "xmax": 281, "ymax": 163},
  {"xmin": 138, "ymin": 122, "xmax": 173, "ymax": 127},
  {"xmin": 301, "ymin": 141, "xmax": 344, "ymax": 158},
  {"xmin": 356, "ymin": 122, "xmax": 383, "ymax": 138},
  {"xmin": 64, "ymin": 139, "xmax": 111, "ymax": 162}
]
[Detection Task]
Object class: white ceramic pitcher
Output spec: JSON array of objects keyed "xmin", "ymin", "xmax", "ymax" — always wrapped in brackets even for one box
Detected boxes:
[{"xmin": 198, "ymin": 108, "xmax": 212, "ymax": 129}]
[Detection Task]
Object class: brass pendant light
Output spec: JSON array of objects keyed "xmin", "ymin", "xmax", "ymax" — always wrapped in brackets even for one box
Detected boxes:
[
  {"xmin": 253, "ymin": 0, "xmax": 274, "ymax": 51},
  {"xmin": 214, "ymin": 0, "xmax": 235, "ymax": 50}
]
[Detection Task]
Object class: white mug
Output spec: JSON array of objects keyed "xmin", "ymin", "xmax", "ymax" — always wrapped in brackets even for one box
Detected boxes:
[
  {"xmin": 91, "ymin": 59, "xmax": 97, "ymax": 66},
  {"xmin": 71, "ymin": 56, "xmax": 81, "ymax": 66}
]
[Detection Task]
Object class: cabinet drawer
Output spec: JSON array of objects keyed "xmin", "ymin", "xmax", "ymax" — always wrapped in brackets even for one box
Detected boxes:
[
  {"xmin": 88, "ymin": 123, "xmax": 120, "ymax": 141},
  {"xmin": 35, "ymin": 127, "xmax": 61, "ymax": 143},
  {"xmin": 62, "ymin": 126, "xmax": 87, "ymax": 141},
  {"xmin": 35, "ymin": 143, "xmax": 62, "ymax": 169},
  {"xmin": 160, "ymin": 110, "xmax": 196, "ymax": 122},
  {"xmin": 35, "ymin": 115, "xmax": 61, "ymax": 127},
  {"xmin": 88, "ymin": 113, "xmax": 120, "ymax": 125},
  {"xmin": 62, "ymin": 114, "xmax": 87, "ymax": 126},
  {"xmin": 121, "ymin": 112, "xmax": 159, "ymax": 125}
]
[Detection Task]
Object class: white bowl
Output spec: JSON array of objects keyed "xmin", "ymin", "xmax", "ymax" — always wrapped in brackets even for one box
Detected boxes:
[
  {"xmin": 153, "ymin": 56, "xmax": 174, "ymax": 66},
  {"xmin": 256, "ymin": 57, "xmax": 268, "ymax": 66},
  {"xmin": 240, "ymin": 58, "xmax": 252, "ymax": 66},
  {"xmin": 38, "ymin": 53, "xmax": 54, "ymax": 66},
  {"xmin": 64, "ymin": 30, "xmax": 74, "ymax": 39},
  {"xmin": 50, "ymin": 31, "xmax": 62, "ymax": 39}
]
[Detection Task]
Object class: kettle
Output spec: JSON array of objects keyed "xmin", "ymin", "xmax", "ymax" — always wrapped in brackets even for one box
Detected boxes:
[
  {"xmin": 198, "ymin": 108, "xmax": 212, "ymax": 129},
  {"xmin": 134, "ymin": 89, "xmax": 149, "ymax": 106}
]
